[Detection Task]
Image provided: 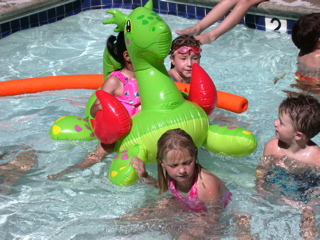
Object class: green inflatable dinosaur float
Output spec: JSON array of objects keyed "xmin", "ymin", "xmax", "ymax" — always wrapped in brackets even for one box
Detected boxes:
[
  {"xmin": 50, "ymin": 0, "xmax": 257, "ymax": 186},
  {"xmin": 98, "ymin": 1, "xmax": 257, "ymax": 186}
]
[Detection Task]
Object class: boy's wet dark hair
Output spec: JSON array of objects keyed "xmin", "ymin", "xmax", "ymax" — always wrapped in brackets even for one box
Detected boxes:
[
  {"xmin": 292, "ymin": 13, "xmax": 320, "ymax": 55},
  {"xmin": 107, "ymin": 32, "xmax": 126, "ymax": 68},
  {"xmin": 169, "ymin": 35, "xmax": 201, "ymax": 69},
  {"xmin": 279, "ymin": 94, "xmax": 320, "ymax": 139},
  {"xmin": 169, "ymin": 35, "xmax": 201, "ymax": 55}
]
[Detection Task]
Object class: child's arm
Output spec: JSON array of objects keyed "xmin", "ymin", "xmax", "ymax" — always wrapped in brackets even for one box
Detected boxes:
[
  {"xmin": 129, "ymin": 157, "xmax": 158, "ymax": 188},
  {"xmin": 255, "ymin": 155, "xmax": 273, "ymax": 194},
  {"xmin": 254, "ymin": 139, "xmax": 278, "ymax": 193}
]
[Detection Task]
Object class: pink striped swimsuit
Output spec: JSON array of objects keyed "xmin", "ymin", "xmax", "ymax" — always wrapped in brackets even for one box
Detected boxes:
[{"xmin": 109, "ymin": 71, "xmax": 141, "ymax": 116}]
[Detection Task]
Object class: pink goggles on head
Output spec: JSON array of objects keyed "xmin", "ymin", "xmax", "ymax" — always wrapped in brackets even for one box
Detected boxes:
[{"xmin": 173, "ymin": 46, "xmax": 202, "ymax": 55}]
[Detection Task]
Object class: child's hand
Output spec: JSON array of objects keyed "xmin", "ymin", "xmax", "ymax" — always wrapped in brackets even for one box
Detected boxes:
[
  {"xmin": 96, "ymin": 102, "xmax": 103, "ymax": 111},
  {"xmin": 90, "ymin": 101, "xmax": 102, "ymax": 118},
  {"xmin": 129, "ymin": 157, "xmax": 148, "ymax": 179}
]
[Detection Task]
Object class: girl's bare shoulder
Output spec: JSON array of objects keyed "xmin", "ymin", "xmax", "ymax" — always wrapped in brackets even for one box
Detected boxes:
[
  {"xmin": 197, "ymin": 168, "xmax": 224, "ymax": 202},
  {"xmin": 101, "ymin": 75, "xmax": 123, "ymax": 95},
  {"xmin": 199, "ymin": 168, "xmax": 222, "ymax": 188}
]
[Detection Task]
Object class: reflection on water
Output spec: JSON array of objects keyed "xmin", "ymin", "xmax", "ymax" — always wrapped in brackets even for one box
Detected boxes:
[
  {"xmin": 116, "ymin": 196, "xmax": 234, "ymax": 239},
  {"xmin": 281, "ymin": 61, "xmax": 320, "ymax": 97},
  {"xmin": 257, "ymin": 155, "xmax": 320, "ymax": 239},
  {"xmin": 258, "ymin": 155, "xmax": 320, "ymax": 205},
  {"xmin": 263, "ymin": 165, "xmax": 320, "ymax": 203}
]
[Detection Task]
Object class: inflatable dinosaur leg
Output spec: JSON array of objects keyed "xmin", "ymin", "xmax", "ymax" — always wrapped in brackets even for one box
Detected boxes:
[
  {"xmin": 108, "ymin": 145, "xmax": 148, "ymax": 186},
  {"xmin": 203, "ymin": 124, "xmax": 258, "ymax": 157},
  {"xmin": 50, "ymin": 115, "xmax": 96, "ymax": 140},
  {"xmin": 93, "ymin": 90, "xmax": 132, "ymax": 144}
]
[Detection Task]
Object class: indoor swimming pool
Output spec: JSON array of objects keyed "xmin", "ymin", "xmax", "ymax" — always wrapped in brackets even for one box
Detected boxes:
[{"xmin": 0, "ymin": 7, "xmax": 319, "ymax": 239}]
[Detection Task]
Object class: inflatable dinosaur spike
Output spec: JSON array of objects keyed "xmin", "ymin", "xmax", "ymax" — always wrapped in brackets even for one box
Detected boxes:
[
  {"xmin": 103, "ymin": 9, "xmax": 127, "ymax": 32},
  {"xmin": 144, "ymin": 0, "xmax": 153, "ymax": 10}
]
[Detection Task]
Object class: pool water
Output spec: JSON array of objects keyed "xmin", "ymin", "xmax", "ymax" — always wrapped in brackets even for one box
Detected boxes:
[{"xmin": 0, "ymin": 8, "xmax": 319, "ymax": 239}]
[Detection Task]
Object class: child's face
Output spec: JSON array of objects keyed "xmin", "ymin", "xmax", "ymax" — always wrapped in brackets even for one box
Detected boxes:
[
  {"xmin": 274, "ymin": 112, "xmax": 297, "ymax": 144},
  {"xmin": 160, "ymin": 149, "xmax": 196, "ymax": 184},
  {"xmin": 170, "ymin": 52, "xmax": 201, "ymax": 80}
]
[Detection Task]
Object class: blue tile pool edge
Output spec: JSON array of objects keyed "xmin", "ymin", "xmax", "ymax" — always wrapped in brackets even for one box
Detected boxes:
[{"xmin": 0, "ymin": 0, "xmax": 297, "ymax": 39}]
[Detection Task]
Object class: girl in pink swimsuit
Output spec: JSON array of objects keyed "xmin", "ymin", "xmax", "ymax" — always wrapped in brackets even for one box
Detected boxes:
[
  {"xmin": 88, "ymin": 32, "xmax": 140, "ymax": 160},
  {"xmin": 47, "ymin": 32, "xmax": 140, "ymax": 180},
  {"xmin": 90, "ymin": 32, "xmax": 140, "ymax": 119},
  {"xmin": 130, "ymin": 128, "xmax": 232, "ymax": 213},
  {"xmin": 128, "ymin": 129, "xmax": 254, "ymax": 239}
]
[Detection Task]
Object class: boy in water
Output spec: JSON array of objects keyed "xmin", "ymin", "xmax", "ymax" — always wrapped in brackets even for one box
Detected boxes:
[
  {"xmin": 168, "ymin": 35, "xmax": 202, "ymax": 84},
  {"xmin": 292, "ymin": 13, "xmax": 320, "ymax": 80},
  {"xmin": 255, "ymin": 94, "xmax": 320, "ymax": 239},
  {"xmin": 289, "ymin": 13, "xmax": 320, "ymax": 96}
]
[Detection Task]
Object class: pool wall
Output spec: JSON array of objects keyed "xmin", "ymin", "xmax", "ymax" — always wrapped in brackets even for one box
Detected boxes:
[{"xmin": 0, "ymin": 0, "xmax": 297, "ymax": 39}]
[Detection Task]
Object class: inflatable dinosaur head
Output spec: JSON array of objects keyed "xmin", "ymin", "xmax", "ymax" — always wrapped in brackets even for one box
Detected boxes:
[{"xmin": 103, "ymin": 0, "xmax": 172, "ymax": 70}]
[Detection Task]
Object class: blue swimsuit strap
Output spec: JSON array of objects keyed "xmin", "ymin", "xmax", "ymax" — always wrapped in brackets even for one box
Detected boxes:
[{"xmin": 169, "ymin": 73, "xmax": 179, "ymax": 82}]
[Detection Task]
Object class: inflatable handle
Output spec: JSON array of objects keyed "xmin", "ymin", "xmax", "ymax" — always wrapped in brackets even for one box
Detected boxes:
[
  {"xmin": 94, "ymin": 90, "xmax": 132, "ymax": 144},
  {"xmin": 188, "ymin": 63, "xmax": 217, "ymax": 115}
]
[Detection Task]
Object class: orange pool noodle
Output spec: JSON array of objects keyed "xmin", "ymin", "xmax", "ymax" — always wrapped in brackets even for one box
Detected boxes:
[
  {"xmin": 0, "ymin": 75, "xmax": 248, "ymax": 113},
  {"xmin": 0, "ymin": 75, "xmax": 103, "ymax": 97},
  {"xmin": 216, "ymin": 90, "xmax": 248, "ymax": 113}
]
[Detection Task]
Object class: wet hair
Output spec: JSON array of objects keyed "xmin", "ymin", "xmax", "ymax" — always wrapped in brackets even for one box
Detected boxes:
[
  {"xmin": 156, "ymin": 128, "xmax": 199, "ymax": 194},
  {"xmin": 106, "ymin": 32, "xmax": 127, "ymax": 68},
  {"xmin": 292, "ymin": 13, "xmax": 320, "ymax": 55},
  {"xmin": 279, "ymin": 94, "xmax": 320, "ymax": 139},
  {"xmin": 169, "ymin": 35, "xmax": 201, "ymax": 68}
]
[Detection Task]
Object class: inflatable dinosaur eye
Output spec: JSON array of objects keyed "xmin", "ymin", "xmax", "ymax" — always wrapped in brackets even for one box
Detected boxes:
[{"xmin": 125, "ymin": 20, "xmax": 131, "ymax": 33}]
